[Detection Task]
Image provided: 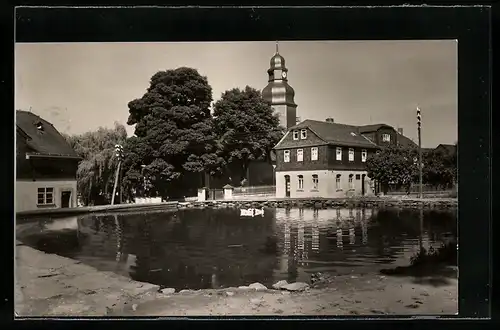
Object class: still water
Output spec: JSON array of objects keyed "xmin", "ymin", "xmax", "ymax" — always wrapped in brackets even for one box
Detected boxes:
[{"xmin": 17, "ymin": 207, "xmax": 456, "ymax": 291}]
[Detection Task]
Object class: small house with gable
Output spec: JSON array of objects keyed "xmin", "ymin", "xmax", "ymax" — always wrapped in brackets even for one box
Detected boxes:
[{"xmin": 16, "ymin": 110, "xmax": 81, "ymax": 213}]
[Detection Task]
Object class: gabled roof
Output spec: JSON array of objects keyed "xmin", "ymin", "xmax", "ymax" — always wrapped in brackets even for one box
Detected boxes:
[
  {"xmin": 276, "ymin": 119, "xmax": 379, "ymax": 149},
  {"xmin": 435, "ymin": 144, "xmax": 457, "ymax": 154},
  {"xmin": 357, "ymin": 124, "xmax": 393, "ymax": 133},
  {"xmin": 396, "ymin": 131, "xmax": 418, "ymax": 148},
  {"xmin": 16, "ymin": 110, "xmax": 78, "ymax": 157}
]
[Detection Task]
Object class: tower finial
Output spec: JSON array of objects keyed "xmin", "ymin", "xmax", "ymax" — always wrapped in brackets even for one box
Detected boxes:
[{"xmin": 276, "ymin": 41, "xmax": 279, "ymax": 54}]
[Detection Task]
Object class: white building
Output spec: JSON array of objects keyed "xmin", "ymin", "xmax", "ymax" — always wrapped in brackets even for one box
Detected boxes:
[{"xmin": 16, "ymin": 110, "xmax": 81, "ymax": 213}]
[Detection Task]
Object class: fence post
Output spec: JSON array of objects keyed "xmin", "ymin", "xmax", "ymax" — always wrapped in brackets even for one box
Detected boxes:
[
  {"xmin": 223, "ymin": 184, "xmax": 234, "ymax": 200},
  {"xmin": 198, "ymin": 187, "xmax": 207, "ymax": 202}
]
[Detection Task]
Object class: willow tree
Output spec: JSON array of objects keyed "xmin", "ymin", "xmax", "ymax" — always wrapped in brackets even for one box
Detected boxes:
[{"xmin": 64, "ymin": 122, "xmax": 128, "ymax": 205}]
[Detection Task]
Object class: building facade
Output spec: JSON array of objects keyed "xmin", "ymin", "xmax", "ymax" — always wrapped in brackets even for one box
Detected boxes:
[
  {"xmin": 16, "ymin": 110, "xmax": 81, "ymax": 213},
  {"xmin": 273, "ymin": 119, "xmax": 417, "ymax": 199},
  {"xmin": 274, "ymin": 120, "xmax": 379, "ymax": 198}
]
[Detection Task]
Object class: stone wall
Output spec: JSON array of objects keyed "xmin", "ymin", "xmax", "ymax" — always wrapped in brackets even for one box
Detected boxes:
[{"xmin": 180, "ymin": 197, "xmax": 457, "ymax": 210}]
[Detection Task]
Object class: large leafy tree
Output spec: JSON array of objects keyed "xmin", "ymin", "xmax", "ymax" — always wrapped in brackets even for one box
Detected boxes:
[
  {"xmin": 212, "ymin": 86, "xmax": 283, "ymax": 183},
  {"xmin": 64, "ymin": 122, "xmax": 128, "ymax": 205},
  {"xmin": 123, "ymin": 67, "xmax": 219, "ymax": 198},
  {"xmin": 366, "ymin": 145, "xmax": 419, "ymax": 194},
  {"xmin": 423, "ymin": 144, "xmax": 457, "ymax": 189}
]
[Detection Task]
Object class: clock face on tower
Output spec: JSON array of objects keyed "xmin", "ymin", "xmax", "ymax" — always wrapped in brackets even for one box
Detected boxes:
[{"xmin": 282, "ymin": 71, "xmax": 287, "ymax": 79}]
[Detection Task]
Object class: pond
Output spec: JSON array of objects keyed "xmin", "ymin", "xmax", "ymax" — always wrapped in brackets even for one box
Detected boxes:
[{"xmin": 17, "ymin": 207, "xmax": 457, "ymax": 291}]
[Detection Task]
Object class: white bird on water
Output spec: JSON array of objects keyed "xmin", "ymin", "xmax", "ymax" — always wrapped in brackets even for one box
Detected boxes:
[{"xmin": 240, "ymin": 208, "xmax": 265, "ymax": 217}]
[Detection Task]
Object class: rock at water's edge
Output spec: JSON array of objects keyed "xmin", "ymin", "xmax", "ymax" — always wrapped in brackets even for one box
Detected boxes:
[
  {"xmin": 281, "ymin": 282, "xmax": 310, "ymax": 292},
  {"xmin": 160, "ymin": 288, "xmax": 175, "ymax": 294},
  {"xmin": 248, "ymin": 282, "xmax": 267, "ymax": 291},
  {"xmin": 272, "ymin": 280, "xmax": 289, "ymax": 290}
]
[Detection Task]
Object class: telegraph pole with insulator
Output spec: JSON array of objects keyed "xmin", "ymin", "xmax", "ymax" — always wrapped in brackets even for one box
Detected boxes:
[
  {"xmin": 111, "ymin": 144, "xmax": 124, "ymax": 205},
  {"xmin": 417, "ymin": 107, "xmax": 423, "ymax": 199}
]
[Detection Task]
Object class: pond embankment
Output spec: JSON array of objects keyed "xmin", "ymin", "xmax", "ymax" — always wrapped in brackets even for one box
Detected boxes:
[
  {"xmin": 15, "ymin": 242, "xmax": 458, "ymax": 317},
  {"xmin": 16, "ymin": 196, "xmax": 457, "ymax": 219},
  {"xmin": 185, "ymin": 197, "xmax": 458, "ymax": 210}
]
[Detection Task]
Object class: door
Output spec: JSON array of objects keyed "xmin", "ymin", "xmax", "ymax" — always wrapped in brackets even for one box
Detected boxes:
[
  {"xmin": 284, "ymin": 175, "xmax": 291, "ymax": 198},
  {"xmin": 361, "ymin": 174, "xmax": 366, "ymax": 196},
  {"xmin": 61, "ymin": 191, "xmax": 72, "ymax": 208}
]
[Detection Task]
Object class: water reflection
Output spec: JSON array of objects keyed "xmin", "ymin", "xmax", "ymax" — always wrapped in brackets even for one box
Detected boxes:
[{"xmin": 17, "ymin": 207, "xmax": 457, "ymax": 290}]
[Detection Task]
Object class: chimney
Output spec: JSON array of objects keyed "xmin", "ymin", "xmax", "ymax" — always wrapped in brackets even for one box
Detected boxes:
[
  {"xmin": 326, "ymin": 117, "xmax": 334, "ymax": 123},
  {"xmin": 397, "ymin": 128, "xmax": 403, "ymax": 135}
]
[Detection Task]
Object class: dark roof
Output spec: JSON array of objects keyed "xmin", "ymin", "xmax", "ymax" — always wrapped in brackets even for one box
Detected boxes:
[
  {"xmin": 358, "ymin": 124, "xmax": 393, "ymax": 133},
  {"xmin": 435, "ymin": 144, "xmax": 456, "ymax": 154},
  {"xmin": 276, "ymin": 119, "xmax": 379, "ymax": 149},
  {"xmin": 396, "ymin": 131, "xmax": 418, "ymax": 148},
  {"xmin": 16, "ymin": 110, "xmax": 78, "ymax": 157}
]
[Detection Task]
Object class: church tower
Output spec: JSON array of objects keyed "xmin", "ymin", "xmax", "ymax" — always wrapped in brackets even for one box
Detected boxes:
[{"xmin": 262, "ymin": 42, "xmax": 298, "ymax": 129}]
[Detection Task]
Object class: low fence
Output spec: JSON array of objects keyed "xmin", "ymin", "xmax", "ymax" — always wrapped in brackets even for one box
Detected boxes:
[
  {"xmin": 386, "ymin": 184, "xmax": 457, "ymax": 197},
  {"xmin": 134, "ymin": 197, "xmax": 163, "ymax": 204},
  {"xmin": 233, "ymin": 185, "xmax": 276, "ymax": 198}
]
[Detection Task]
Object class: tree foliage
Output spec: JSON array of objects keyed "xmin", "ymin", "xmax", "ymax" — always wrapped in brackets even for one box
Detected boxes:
[
  {"xmin": 422, "ymin": 144, "xmax": 457, "ymax": 188},
  {"xmin": 366, "ymin": 145, "xmax": 419, "ymax": 193},
  {"xmin": 64, "ymin": 122, "xmax": 128, "ymax": 205},
  {"xmin": 122, "ymin": 67, "xmax": 218, "ymax": 198},
  {"xmin": 212, "ymin": 86, "xmax": 283, "ymax": 182}
]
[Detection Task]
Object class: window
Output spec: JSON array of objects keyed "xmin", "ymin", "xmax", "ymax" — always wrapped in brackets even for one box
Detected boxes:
[
  {"xmin": 297, "ymin": 149, "xmax": 303, "ymax": 162},
  {"xmin": 311, "ymin": 147, "xmax": 318, "ymax": 161},
  {"xmin": 300, "ymin": 129, "xmax": 307, "ymax": 139},
  {"xmin": 293, "ymin": 130, "xmax": 299, "ymax": 140},
  {"xmin": 283, "ymin": 150, "xmax": 290, "ymax": 162},
  {"xmin": 356, "ymin": 174, "xmax": 361, "ymax": 180},
  {"xmin": 382, "ymin": 133, "xmax": 391, "ymax": 142},
  {"xmin": 336, "ymin": 147, "xmax": 342, "ymax": 161},
  {"xmin": 37, "ymin": 187, "xmax": 54, "ymax": 205},
  {"xmin": 297, "ymin": 175, "xmax": 304, "ymax": 190},
  {"xmin": 312, "ymin": 174, "xmax": 319, "ymax": 190},
  {"xmin": 348, "ymin": 174, "xmax": 354, "ymax": 189},
  {"xmin": 361, "ymin": 149, "xmax": 367, "ymax": 162},
  {"xmin": 336, "ymin": 174, "xmax": 341, "ymax": 190},
  {"xmin": 348, "ymin": 148, "xmax": 354, "ymax": 162}
]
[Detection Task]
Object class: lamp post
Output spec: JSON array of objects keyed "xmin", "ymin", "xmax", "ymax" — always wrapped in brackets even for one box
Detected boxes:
[
  {"xmin": 111, "ymin": 144, "xmax": 123, "ymax": 205},
  {"xmin": 417, "ymin": 107, "xmax": 423, "ymax": 199}
]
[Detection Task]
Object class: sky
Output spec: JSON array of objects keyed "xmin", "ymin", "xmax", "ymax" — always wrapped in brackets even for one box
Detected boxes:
[{"xmin": 15, "ymin": 40, "xmax": 457, "ymax": 148}]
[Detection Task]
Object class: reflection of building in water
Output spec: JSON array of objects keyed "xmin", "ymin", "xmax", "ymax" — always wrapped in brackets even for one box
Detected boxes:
[
  {"xmin": 336, "ymin": 228, "xmax": 343, "ymax": 250},
  {"xmin": 284, "ymin": 222, "xmax": 291, "ymax": 255},
  {"xmin": 361, "ymin": 218, "xmax": 368, "ymax": 245},
  {"xmin": 349, "ymin": 227, "xmax": 355, "ymax": 245},
  {"xmin": 311, "ymin": 223, "xmax": 319, "ymax": 251},
  {"xmin": 349, "ymin": 208, "xmax": 354, "ymax": 218},
  {"xmin": 336, "ymin": 209, "xmax": 341, "ymax": 219},
  {"xmin": 297, "ymin": 222, "xmax": 309, "ymax": 265},
  {"xmin": 298, "ymin": 222, "xmax": 304, "ymax": 251}
]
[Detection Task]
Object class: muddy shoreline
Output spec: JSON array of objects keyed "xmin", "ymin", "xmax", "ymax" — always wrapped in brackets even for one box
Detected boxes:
[{"xmin": 15, "ymin": 242, "xmax": 458, "ymax": 317}]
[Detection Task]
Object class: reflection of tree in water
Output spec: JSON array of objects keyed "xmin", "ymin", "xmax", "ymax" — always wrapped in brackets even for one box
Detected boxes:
[{"xmin": 126, "ymin": 208, "xmax": 279, "ymax": 289}]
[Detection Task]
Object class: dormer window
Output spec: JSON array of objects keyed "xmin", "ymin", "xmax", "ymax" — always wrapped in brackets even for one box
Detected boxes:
[
  {"xmin": 35, "ymin": 121, "xmax": 44, "ymax": 131},
  {"xmin": 300, "ymin": 129, "xmax": 307, "ymax": 139},
  {"xmin": 292, "ymin": 130, "xmax": 299, "ymax": 140},
  {"xmin": 382, "ymin": 133, "xmax": 391, "ymax": 142}
]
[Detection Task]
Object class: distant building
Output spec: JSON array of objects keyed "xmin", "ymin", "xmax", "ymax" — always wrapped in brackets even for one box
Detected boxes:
[
  {"xmin": 16, "ymin": 110, "xmax": 81, "ymax": 213},
  {"xmin": 273, "ymin": 119, "xmax": 418, "ymax": 198},
  {"xmin": 435, "ymin": 143, "xmax": 457, "ymax": 156}
]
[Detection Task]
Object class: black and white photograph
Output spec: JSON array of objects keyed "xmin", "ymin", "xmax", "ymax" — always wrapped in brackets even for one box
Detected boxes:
[{"xmin": 15, "ymin": 37, "xmax": 460, "ymax": 316}]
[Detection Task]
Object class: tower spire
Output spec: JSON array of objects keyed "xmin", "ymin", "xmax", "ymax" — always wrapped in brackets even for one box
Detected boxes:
[{"xmin": 275, "ymin": 41, "xmax": 279, "ymax": 54}]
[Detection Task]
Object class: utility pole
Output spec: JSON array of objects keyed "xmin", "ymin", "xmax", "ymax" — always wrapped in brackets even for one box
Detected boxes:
[
  {"xmin": 111, "ymin": 144, "xmax": 123, "ymax": 205},
  {"xmin": 417, "ymin": 107, "xmax": 423, "ymax": 199}
]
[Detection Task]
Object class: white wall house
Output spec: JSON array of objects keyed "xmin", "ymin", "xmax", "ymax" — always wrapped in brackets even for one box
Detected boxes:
[{"xmin": 16, "ymin": 110, "xmax": 81, "ymax": 213}]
